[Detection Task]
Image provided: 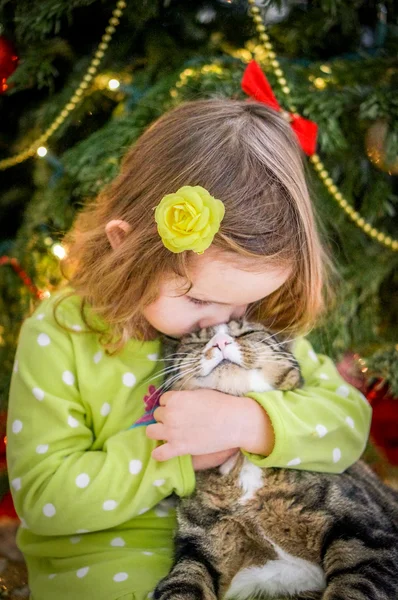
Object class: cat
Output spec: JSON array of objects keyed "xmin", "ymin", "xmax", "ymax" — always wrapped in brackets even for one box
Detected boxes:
[{"xmin": 154, "ymin": 320, "xmax": 398, "ymax": 600}]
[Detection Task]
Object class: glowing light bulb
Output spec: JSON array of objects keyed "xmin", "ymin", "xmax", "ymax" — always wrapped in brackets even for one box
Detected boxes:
[
  {"xmin": 37, "ymin": 146, "xmax": 48, "ymax": 157},
  {"xmin": 108, "ymin": 79, "xmax": 120, "ymax": 90},
  {"xmin": 52, "ymin": 244, "xmax": 67, "ymax": 259},
  {"xmin": 313, "ymin": 77, "xmax": 326, "ymax": 90}
]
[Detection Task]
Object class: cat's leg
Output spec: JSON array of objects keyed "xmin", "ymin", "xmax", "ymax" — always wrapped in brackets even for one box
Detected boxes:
[
  {"xmin": 321, "ymin": 538, "xmax": 397, "ymax": 600},
  {"xmin": 154, "ymin": 533, "xmax": 219, "ymax": 600}
]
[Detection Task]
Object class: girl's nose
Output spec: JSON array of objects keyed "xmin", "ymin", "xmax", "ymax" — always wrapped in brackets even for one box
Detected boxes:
[{"xmin": 199, "ymin": 305, "xmax": 247, "ymax": 329}]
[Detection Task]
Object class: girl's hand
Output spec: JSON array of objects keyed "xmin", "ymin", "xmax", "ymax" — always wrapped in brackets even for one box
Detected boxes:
[
  {"xmin": 191, "ymin": 448, "xmax": 240, "ymax": 471},
  {"xmin": 146, "ymin": 389, "xmax": 274, "ymax": 461}
]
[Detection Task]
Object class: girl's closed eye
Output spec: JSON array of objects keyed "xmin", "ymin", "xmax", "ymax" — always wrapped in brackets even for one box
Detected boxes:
[{"xmin": 187, "ymin": 297, "xmax": 211, "ymax": 306}]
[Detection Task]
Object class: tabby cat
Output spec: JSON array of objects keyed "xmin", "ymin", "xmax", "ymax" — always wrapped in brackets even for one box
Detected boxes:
[{"xmin": 154, "ymin": 320, "xmax": 398, "ymax": 600}]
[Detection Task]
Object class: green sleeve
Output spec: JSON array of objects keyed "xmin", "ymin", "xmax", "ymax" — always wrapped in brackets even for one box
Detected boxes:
[
  {"xmin": 6, "ymin": 315, "xmax": 195, "ymax": 537},
  {"xmin": 243, "ymin": 338, "xmax": 372, "ymax": 473}
]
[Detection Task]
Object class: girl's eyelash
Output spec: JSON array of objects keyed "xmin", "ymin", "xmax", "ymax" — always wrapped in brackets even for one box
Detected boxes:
[{"xmin": 187, "ymin": 297, "xmax": 211, "ymax": 306}]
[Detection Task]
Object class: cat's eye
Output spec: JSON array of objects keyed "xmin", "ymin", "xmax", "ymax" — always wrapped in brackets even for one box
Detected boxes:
[{"xmin": 236, "ymin": 330, "xmax": 256, "ymax": 338}]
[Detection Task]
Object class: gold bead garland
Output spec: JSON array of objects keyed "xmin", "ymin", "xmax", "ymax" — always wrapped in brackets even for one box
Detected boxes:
[
  {"xmin": 0, "ymin": 0, "xmax": 127, "ymax": 171},
  {"xmin": 247, "ymin": 0, "xmax": 398, "ymax": 252}
]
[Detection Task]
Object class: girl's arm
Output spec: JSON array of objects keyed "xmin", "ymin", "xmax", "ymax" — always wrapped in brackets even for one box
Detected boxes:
[
  {"xmin": 6, "ymin": 313, "xmax": 195, "ymax": 537},
  {"xmin": 241, "ymin": 337, "xmax": 372, "ymax": 473}
]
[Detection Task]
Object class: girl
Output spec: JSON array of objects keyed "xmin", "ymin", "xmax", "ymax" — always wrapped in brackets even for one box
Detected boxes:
[{"xmin": 7, "ymin": 99, "xmax": 371, "ymax": 600}]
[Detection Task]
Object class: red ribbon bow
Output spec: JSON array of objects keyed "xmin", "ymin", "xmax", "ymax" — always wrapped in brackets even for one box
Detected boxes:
[{"xmin": 241, "ymin": 60, "xmax": 318, "ymax": 156}]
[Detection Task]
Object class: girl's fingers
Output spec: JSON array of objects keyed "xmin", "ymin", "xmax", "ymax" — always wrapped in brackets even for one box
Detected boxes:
[
  {"xmin": 151, "ymin": 443, "xmax": 176, "ymax": 462},
  {"xmin": 145, "ymin": 422, "xmax": 166, "ymax": 441},
  {"xmin": 153, "ymin": 407, "xmax": 166, "ymax": 423}
]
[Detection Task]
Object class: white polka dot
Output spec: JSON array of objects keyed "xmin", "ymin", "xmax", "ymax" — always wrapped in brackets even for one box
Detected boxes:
[
  {"xmin": 62, "ymin": 371, "xmax": 75, "ymax": 386},
  {"xmin": 11, "ymin": 478, "xmax": 21, "ymax": 491},
  {"xmin": 76, "ymin": 529, "xmax": 89, "ymax": 534},
  {"xmin": 147, "ymin": 593, "xmax": 154, "ymax": 599},
  {"xmin": 315, "ymin": 424, "xmax": 328, "ymax": 438},
  {"xmin": 308, "ymin": 349, "xmax": 318, "ymax": 362},
  {"xmin": 72, "ymin": 325, "xmax": 82, "ymax": 331},
  {"xmin": 103, "ymin": 500, "xmax": 118, "ymax": 511},
  {"xmin": 36, "ymin": 313, "xmax": 45, "ymax": 320},
  {"xmin": 32, "ymin": 387, "xmax": 45, "ymax": 401},
  {"xmin": 154, "ymin": 505, "xmax": 169, "ymax": 518},
  {"xmin": 93, "ymin": 351, "xmax": 103, "ymax": 364},
  {"xmin": 37, "ymin": 333, "xmax": 50, "ymax": 346},
  {"xmin": 153, "ymin": 479, "xmax": 165, "ymax": 487},
  {"xmin": 345, "ymin": 416, "xmax": 355, "ymax": 429},
  {"xmin": 122, "ymin": 372, "xmax": 136, "ymax": 387},
  {"xmin": 336, "ymin": 385, "xmax": 349, "ymax": 397},
  {"xmin": 100, "ymin": 402, "xmax": 111, "ymax": 417},
  {"xmin": 129, "ymin": 459, "xmax": 142, "ymax": 475},
  {"xmin": 113, "ymin": 572, "xmax": 129, "ymax": 582},
  {"xmin": 36, "ymin": 444, "xmax": 49, "ymax": 454},
  {"xmin": 138, "ymin": 507, "xmax": 150, "ymax": 515},
  {"xmin": 48, "ymin": 574, "xmax": 56, "ymax": 579},
  {"xmin": 333, "ymin": 448, "xmax": 342, "ymax": 463},
  {"xmin": 70, "ymin": 536, "xmax": 81, "ymax": 544},
  {"xmin": 287, "ymin": 458, "xmax": 301, "ymax": 467},
  {"xmin": 110, "ymin": 537, "xmax": 126, "ymax": 547},
  {"xmin": 142, "ymin": 551, "xmax": 153, "ymax": 556},
  {"xmin": 147, "ymin": 353, "xmax": 158, "ymax": 361},
  {"xmin": 75, "ymin": 473, "xmax": 90, "ymax": 488},
  {"xmin": 76, "ymin": 567, "xmax": 89, "ymax": 578},
  {"xmin": 319, "ymin": 373, "xmax": 329, "ymax": 380},
  {"xmin": 12, "ymin": 420, "xmax": 23, "ymax": 434},
  {"xmin": 43, "ymin": 503, "xmax": 56, "ymax": 517},
  {"xmin": 13, "ymin": 359, "xmax": 18, "ymax": 373},
  {"xmin": 68, "ymin": 415, "xmax": 79, "ymax": 428}
]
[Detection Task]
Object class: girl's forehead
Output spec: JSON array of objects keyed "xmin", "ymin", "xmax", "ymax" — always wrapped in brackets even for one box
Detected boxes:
[{"xmin": 186, "ymin": 251, "xmax": 291, "ymax": 305}]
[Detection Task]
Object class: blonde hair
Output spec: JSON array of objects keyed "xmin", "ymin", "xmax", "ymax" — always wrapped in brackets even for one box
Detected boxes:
[{"xmin": 60, "ymin": 99, "xmax": 332, "ymax": 349}]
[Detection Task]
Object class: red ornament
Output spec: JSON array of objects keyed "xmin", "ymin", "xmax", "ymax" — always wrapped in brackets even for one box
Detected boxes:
[
  {"xmin": 366, "ymin": 379, "xmax": 398, "ymax": 466},
  {"xmin": 0, "ymin": 35, "xmax": 19, "ymax": 94},
  {"xmin": 241, "ymin": 60, "xmax": 318, "ymax": 156},
  {"xmin": 0, "ymin": 256, "xmax": 45, "ymax": 299}
]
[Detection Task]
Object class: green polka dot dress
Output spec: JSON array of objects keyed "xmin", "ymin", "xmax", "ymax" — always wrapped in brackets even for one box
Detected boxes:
[{"xmin": 7, "ymin": 290, "xmax": 371, "ymax": 600}]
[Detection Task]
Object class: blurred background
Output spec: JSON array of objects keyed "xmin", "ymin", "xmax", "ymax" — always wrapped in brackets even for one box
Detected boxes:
[{"xmin": 0, "ymin": 0, "xmax": 397, "ymax": 593}]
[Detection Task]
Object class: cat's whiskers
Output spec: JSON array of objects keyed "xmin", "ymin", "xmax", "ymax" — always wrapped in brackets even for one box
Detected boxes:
[{"xmin": 161, "ymin": 366, "xmax": 202, "ymax": 391}]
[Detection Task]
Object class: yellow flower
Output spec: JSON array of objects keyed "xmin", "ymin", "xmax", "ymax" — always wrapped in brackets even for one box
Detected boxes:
[{"xmin": 154, "ymin": 186, "xmax": 225, "ymax": 254}]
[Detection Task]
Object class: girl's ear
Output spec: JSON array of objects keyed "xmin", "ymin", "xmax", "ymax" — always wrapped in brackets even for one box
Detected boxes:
[{"xmin": 105, "ymin": 219, "xmax": 131, "ymax": 250}]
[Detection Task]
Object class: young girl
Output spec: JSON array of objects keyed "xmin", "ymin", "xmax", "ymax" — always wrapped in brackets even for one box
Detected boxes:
[{"xmin": 7, "ymin": 99, "xmax": 371, "ymax": 600}]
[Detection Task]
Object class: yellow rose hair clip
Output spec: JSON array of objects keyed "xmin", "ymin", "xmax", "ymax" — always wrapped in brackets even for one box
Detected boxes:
[{"xmin": 154, "ymin": 185, "xmax": 225, "ymax": 254}]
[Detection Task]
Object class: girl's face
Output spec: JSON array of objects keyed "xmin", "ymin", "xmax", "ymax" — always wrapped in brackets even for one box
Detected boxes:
[{"xmin": 142, "ymin": 250, "xmax": 291, "ymax": 338}]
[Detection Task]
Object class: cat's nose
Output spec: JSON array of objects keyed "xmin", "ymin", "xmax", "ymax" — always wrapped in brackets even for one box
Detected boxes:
[{"xmin": 211, "ymin": 333, "xmax": 233, "ymax": 351}]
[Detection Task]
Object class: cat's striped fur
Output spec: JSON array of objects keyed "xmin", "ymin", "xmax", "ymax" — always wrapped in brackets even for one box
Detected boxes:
[{"xmin": 154, "ymin": 320, "xmax": 398, "ymax": 600}]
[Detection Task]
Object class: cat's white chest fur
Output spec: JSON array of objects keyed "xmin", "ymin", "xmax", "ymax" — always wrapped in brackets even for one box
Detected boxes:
[{"xmin": 225, "ymin": 539, "xmax": 326, "ymax": 598}]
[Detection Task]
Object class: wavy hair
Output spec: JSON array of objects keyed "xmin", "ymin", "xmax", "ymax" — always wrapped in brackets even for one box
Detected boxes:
[{"xmin": 58, "ymin": 99, "xmax": 333, "ymax": 350}]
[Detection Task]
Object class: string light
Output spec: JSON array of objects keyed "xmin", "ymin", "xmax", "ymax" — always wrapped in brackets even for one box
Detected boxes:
[
  {"xmin": 108, "ymin": 78, "xmax": 120, "ymax": 90},
  {"xmin": 51, "ymin": 244, "xmax": 67, "ymax": 259},
  {"xmin": 37, "ymin": 146, "xmax": 48, "ymax": 157},
  {"xmin": 313, "ymin": 77, "xmax": 327, "ymax": 90}
]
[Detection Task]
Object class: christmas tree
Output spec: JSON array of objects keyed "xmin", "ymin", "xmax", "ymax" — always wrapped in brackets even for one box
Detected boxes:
[
  {"xmin": 1, "ymin": 0, "xmax": 398, "ymax": 470},
  {"xmin": 0, "ymin": 0, "xmax": 398, "ymax": 594}
]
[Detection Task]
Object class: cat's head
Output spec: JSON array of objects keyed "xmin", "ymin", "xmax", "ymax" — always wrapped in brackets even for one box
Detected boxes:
[{"xmin": 164, "ymin": 320, "xmax": 303, "ymax": 397}]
